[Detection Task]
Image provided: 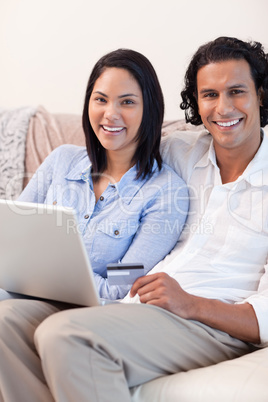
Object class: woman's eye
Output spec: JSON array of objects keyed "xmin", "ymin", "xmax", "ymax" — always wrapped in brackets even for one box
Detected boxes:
[
  {"xmin": 122, "ymin": 99, "xmax": 134, "ymax": 105},
  {"xmin": 95, "ymin": 97, "xmax": 106, "ymax": 103}
]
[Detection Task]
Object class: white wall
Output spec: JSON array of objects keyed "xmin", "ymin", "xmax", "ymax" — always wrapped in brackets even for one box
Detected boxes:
[{"xmin": 1, "ymin": 0, "xmax": 268, "ymax": 121}]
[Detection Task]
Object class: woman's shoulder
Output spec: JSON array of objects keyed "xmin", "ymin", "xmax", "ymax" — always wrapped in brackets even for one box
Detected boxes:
[
  {"xmin": 43, "ymin": 144, "xmax": 89, "ymax": 173},
  {"xmin": 50, "ymin": 144, "xmax": 88, "ymax": 163},
  {"xmin": 139, "ymin": 162, "xmax": 188, "ymax": 199},
  {"xmin": 51, "ymin": 144, "xmax": 87, "ymax": 158},
  {"xmin": 156, "ymin": 162, "xmax": 187, "ymax": 186}
]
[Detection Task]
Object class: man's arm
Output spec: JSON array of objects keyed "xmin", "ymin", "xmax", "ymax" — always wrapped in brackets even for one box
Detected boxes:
[{"xmin": 130, "ymin": 272, "xmax": 260, "ymax": 344}]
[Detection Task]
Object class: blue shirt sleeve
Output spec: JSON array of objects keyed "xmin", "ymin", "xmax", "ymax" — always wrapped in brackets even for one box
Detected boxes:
[
  {"xmin": 18, "ymin": 147, "xmax": 189, "ymax": 301},
  {"xmin": 93, "ymin": 168, "xmax": 189, "ymax": 299},
  {"xmin": 18, "ymin": 147, "xmax": 58, "ymax": 203}
]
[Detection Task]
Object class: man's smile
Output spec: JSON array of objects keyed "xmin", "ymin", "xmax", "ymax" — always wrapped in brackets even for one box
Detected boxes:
[{"xmin": 213, "ymin": 118, "xmax": 242, "ymax": 128}]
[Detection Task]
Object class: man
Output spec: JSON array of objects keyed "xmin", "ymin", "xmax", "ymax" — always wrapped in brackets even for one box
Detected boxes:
[{"xmin": 0, "ymin": 36, "xmax": 268, "ymax": 402}]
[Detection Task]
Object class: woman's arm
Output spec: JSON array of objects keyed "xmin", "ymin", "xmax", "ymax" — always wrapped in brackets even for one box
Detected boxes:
[
  {"xmin": 17, "ymin": 150, "xmax": 56, "ymax": 203},
  {"xmin": 95, "ymin": 172, "xmax": 189, "ymax": 300},
  {"xmin": 120, "ymin": 173, "xmax": 189, "ymax": 273}
]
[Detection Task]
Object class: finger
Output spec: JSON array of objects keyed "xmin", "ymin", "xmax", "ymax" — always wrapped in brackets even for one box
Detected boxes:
[
  {"xmin": 137, "ymin": 280, "xmax": 161, "ymax": 298},
  {"xmin": 145, "ymin": 298, "xmax": 172, "ymax": 312},
  {"xmin": 139, "ymin": 290, "xmax": 160, "ymax": 304},
  {"xmin": 130, "ymin": 273, "xmax": 159, "ymax": 297},
  {"xmin": 138, "ymin": 278, "xmax": 172, "ymax": 303},
  {"xmin": 130, "ymin": 276, "xmax": 151, "ymax": 297}
]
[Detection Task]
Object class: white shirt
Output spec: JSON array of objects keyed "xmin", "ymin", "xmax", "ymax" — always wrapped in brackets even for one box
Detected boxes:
[{"xmin": 124, "ymin": 128, "xmax": 268, "ymax": 347}]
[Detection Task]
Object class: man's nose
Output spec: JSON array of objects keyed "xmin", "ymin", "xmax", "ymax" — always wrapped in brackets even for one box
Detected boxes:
[{"xmin": 215, "ymin": 94, "xmax": 234, "ymax": 115}]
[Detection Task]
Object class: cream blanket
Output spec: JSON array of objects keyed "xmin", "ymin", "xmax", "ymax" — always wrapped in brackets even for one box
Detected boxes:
[{"xmin": 0, "ymin": 106, "xmax": 37, "ymax": 200}]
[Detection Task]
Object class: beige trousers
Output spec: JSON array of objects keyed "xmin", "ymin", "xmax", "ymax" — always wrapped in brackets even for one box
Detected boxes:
[{"xmin": 0, "ymin": 299, "xmax": 253, "ymax": 402}]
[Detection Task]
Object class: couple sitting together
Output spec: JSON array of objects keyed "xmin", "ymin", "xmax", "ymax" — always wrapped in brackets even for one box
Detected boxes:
[{"xmin": 0, "ymin": 35, "xmax": 268, "ymax": 401}]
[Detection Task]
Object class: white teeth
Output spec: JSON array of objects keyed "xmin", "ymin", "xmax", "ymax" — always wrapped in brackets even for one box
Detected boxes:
[
  {"xmin": 216, "ymin": 119, "xmax": 240, "ymax": 127},
  {"xmin": 103, "ymin": 125, "xmax": 124, "ymax": 132}
]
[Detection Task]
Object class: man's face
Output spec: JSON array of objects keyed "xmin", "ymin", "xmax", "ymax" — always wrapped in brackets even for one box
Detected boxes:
[{"xmin": 196, "ymin": 59, "xmax": 262, "ymax": 156}]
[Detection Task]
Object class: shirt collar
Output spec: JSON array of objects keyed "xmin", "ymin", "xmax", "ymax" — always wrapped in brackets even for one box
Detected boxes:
[
  {"xmin": 66, "ymin": 158, "xmax": 159, "ymax": 205},
  {"xmin": 194, "ymin": 129, "xmax": 268, "ymax": 187},
  {"xmin": 80, "ymin": 164, "xmax": 93, "ymax": 183},
  {"xmin": 65, "ymin": 156, "xmax": 91, "ymax": 181},
  {"xmin": 240, "ymin": 129, "xmax": 268, "ymax": 187},
  {"xmin": 194, "ymin": 135, "xmax": 218, "ymax": 170},
  {"xmin": 115, "ymin": 160, "xmax": 159, "ymax": 204}
]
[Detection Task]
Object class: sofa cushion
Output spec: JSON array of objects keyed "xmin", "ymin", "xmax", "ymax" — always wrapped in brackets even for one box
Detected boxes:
[
  {"xmin": 24, "ymin": 105, "xmax": 85, "ymax": 187},
  {"xmin": 130, "ymin": 347, "xmax": 268, "ymax": 402}
]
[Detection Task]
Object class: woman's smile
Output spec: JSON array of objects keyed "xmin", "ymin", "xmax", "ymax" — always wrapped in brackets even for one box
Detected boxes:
[{"xmin": 101, "ymin": 125, "xmax": 126, "ymax": 135}]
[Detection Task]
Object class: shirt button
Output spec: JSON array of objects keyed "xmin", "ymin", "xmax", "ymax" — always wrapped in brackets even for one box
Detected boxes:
[
  {"xmin": 53, "ymin": 201, "xmax": 57, "ymax": 205},
  {"xmin": 100, "ymin": 196, "xmax": 104, "ymax": 201},
  {"xmin": 114, "ymin": 230, "xmax": 119, "ymax": 236},
  {"xmin": 84, "ymin": 214, "xmax": 89, "ymax": 219}
]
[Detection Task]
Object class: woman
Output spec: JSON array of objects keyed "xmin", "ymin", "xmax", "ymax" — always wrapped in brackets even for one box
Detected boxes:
[{"xmin": 18, "ymin": 49, "xmax": 188, "ymax": 299}]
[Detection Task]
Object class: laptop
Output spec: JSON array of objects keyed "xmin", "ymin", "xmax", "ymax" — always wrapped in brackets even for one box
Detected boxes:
[{"xmin": 0, "ymin": 199, "xmax": 104, "ymax": 307}]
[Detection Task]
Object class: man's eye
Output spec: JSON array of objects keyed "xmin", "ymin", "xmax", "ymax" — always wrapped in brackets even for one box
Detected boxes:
[
  {"xmin": 231, "ymin": 89, "xmax": 243, "ymax": 95},
  {"xmin": 204, "ymin": 92, "xmax": 217, "ymax": 98}
]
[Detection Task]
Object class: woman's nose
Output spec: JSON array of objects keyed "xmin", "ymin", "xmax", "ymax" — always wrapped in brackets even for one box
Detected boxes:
[{"xmin": 104, "ymin": 103, "xmax": 120, "ymax": 120}]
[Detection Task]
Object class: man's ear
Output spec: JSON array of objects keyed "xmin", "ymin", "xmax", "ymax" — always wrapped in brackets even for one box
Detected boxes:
[{"xmin": 194, "ymin": 91, "xmax": 199, "ymax": 113}]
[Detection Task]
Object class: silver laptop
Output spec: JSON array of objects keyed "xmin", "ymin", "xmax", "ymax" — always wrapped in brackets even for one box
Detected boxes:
[{"xmin": 0, "ymin": 199, "xmax": 103, "ymax": 307}]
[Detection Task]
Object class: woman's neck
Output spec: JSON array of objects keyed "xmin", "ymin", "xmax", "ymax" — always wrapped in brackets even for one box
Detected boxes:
[
  {"xmin": 92, "ymin": 151, "xmax": 135, "ymax": 202},
  {"xmin": 104, "ymin": 152, "xmax": 135, "ymax": 183}
]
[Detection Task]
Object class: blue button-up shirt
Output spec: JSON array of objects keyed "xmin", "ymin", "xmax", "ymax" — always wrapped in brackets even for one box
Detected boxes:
[{"xmin": 18, "ymin": 144, "xmax": 188, "ymax": 299}]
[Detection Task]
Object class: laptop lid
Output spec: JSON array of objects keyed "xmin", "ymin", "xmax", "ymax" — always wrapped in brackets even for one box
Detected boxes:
[{"xmin": 0, "ymin": 199, "xmax": 101, "ymax": 307}]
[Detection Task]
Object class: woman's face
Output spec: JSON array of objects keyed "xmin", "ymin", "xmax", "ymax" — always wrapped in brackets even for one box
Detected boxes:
[{"xmin": 88, "ymin": 67, "xmax": 143, "ymax": 159}]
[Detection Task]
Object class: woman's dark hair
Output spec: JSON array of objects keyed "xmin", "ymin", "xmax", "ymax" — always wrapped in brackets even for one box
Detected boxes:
[
  {"xmin": 180, "ymin": 36, "xmax": 268, "ymax": 127},
  {"xmin": 82, "ymin": 49, "xmax": 164, "ymax": 179}
]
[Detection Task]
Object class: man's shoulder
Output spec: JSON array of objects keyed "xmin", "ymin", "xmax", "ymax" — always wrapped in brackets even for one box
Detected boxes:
[{"xmin": 160, "ymin": 129, "xmax": 212, "ymax": 176}]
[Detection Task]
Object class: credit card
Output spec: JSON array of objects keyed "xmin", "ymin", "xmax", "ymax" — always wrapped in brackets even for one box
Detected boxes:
[{"xmin": 107, "ymin": 263, "xmax": 144, "ymax": 286}]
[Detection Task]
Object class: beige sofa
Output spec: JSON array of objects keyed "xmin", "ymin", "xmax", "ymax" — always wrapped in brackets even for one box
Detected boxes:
[{"xmin": 3, "ymin": 106, "xmax": 268, "ymax": 401}]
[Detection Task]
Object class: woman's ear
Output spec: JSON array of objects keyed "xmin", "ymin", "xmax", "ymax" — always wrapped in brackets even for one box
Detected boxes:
[{"xmin": 258, "ymin": 87, "xmax": 264, "ymax": 106}]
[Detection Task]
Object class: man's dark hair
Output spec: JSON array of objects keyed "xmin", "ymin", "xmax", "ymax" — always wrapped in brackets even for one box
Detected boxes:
[
  {"xmin": 180, "ymin": 36, "xmax": 268, "ymax": 127},
  {"xmin": 82, "ymin": 49, "xmax": 164, "ymax": 179}
]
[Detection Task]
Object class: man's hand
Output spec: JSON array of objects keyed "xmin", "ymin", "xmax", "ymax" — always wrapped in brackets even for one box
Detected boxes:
[
  {"xmin": 130, "ymin": 272, "xmax": 195, "ymax": 319},
  {"xmin": 130, "ymin": 272, "xmax": 260, "ymax": 344}
]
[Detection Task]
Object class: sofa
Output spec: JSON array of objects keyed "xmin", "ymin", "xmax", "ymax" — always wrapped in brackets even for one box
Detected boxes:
[{"xmin": 1, "ymin": 106, "xmax": 267, "ymax": 401}]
